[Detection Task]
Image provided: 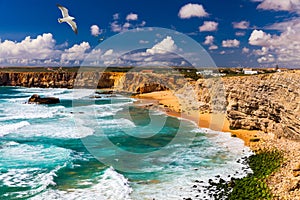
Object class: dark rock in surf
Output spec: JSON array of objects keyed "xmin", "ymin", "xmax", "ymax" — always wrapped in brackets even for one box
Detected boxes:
[{"xmin": 28, "ymin": 94, "xmax": 60, "ymax": 104}]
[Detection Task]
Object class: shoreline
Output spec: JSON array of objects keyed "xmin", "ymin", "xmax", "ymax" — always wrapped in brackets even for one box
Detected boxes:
[
  {"xmin": 134, "ymin": 90, "xmax": 300, "ymax": 199},
  {"xmin": 134, "ymin": 90, "xmax": 261, "ymax": 147}
]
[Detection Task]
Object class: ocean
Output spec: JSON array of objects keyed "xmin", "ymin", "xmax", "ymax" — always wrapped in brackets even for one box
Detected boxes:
[{"xmin": 0, "ymin": 87, "xmax": 252, "ymax": 200}]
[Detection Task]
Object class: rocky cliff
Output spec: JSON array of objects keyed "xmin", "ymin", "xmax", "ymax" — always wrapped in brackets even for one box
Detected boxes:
[
  {"xmin": 224, "ymin": 72, "xmax": 300, "ymax": 140},
  {"xmin": 193, "ymin": 71, "xmax": 300, "ymax": 140},
  {"xmin": 0, "ymin": 70, "xmax": 299, "ymax": 140},
  {"xmin": 0, "ymin": 72, "xmax": 123, "ymax": 89}
]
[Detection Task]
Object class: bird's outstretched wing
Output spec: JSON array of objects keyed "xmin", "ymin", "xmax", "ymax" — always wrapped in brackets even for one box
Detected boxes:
[
  {"xmin": 57, "ymin": 4, "xmax": 69, "ymax": 17},
  {"xmin": 67, "ymin": 20, "xmax": 78, "ymax": 34}
]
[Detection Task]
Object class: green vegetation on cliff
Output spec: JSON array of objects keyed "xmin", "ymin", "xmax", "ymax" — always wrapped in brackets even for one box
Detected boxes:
[{"xmin": 206, "ymin": 148, "xmax": 283, "ymax": 200}]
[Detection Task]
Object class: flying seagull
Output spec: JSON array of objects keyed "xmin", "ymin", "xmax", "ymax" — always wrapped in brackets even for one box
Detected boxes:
[{"xmin": 57, "ymin": 4, "xmax": 78, "ymax": 34}]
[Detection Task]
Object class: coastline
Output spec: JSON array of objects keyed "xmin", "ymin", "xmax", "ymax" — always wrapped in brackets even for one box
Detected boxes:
[
  {"xmin": 134, "ymin": 90, "xmax": 260, "ymax": 147},
  {"xmin": 134, "ymin": 90, "xmax": 300, "ymax": 199}
]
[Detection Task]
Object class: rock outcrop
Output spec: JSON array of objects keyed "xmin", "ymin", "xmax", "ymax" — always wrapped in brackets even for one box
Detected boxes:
[
  {"xmin": 223, "ymin": 71, "xmax": 300, "ymax": 140},
  {"xmin": 193, "ymin": 71, "xmax": 300, "ymax": 140},
  {"xmin": 0, "ymin": 72, "xmax": 123, "ymax": 89},
  {"xmin": 28, "ymin": 94, "xmax": 60, "ymax": 104}
]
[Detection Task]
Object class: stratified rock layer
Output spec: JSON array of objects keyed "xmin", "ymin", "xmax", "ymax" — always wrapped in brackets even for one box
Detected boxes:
[{"xmin": 0, "ymin": 70, "xmax": 299, "ymax": 140}]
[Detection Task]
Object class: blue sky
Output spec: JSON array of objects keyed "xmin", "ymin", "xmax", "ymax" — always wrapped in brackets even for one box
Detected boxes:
[{"xmin": 0, "ymin": 0, "xmax": 299, "ymax": 67}]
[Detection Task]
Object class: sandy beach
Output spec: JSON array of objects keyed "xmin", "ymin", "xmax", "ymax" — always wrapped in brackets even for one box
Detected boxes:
[
  {"xmin": 135, "ymin": 90, "xmax": 300, "ymax": 199},
  {"xmin": 135, "ymin": 90, "xmax": 260, "ymax": 146}
]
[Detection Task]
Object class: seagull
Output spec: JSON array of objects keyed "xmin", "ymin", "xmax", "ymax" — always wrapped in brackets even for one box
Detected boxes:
[{"xmin": 57, "ymin": 4, "xmax": 78, "ymax": 34}]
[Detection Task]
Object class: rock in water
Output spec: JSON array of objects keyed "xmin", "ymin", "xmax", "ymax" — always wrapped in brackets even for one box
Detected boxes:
[{"xmin": 28, "ymin": 94, "xmax": 60, "ymax": 104}]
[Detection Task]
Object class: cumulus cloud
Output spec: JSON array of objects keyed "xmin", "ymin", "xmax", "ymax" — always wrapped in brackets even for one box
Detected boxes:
[
  {"xmin": 233, "ymin": 21, "xmax": 250, "ymax": 29},
  {"xmin": 178, "ymin": 3, "xmax": 208, "ymax": 19},
  {"xmin": 235, "ymin": 31, "xmax": 246, "ymax": 36},
  {"xmin": 199, "ymin": 21, "xmax": 218, "ymax": 32},
  {"xmin": 242, "ymin": 47, "xmax": 250, "ymax": 53},
  {"xmin": 248, "ymin": 30, "xmax": 272, "ymax": 46},
  {"xmin": 0, "ymin": 33, "xmax": 95, "ymax": 66},
  {"xmin": 90, "ymin": 25, "xmax": 102, "ymax": 36},
  {"xmin": 203, "ymin": 35, "xmax": 214, "ymax": 45},
  {"xmin": 126, "ymin": 13, "xmax": 138, "ymax": 21},
  {"xmin": 123, "ymin": 22, "xmax": 131, "ymax": 29},
  {"xmin": 257, "ymin": 54, "xmax": 275, "ymax": 63},
  {"xmin": 111, "ymin": 13, "xmax": 145, "ymax": 32},
  {"xmin": 209, "ymin": 45, "xmax": 218, "ymax": 50},
  {"xmin": 103, "ymin": 49, "xmax": 114, "ymax": 56},
  {"xmin": 255, "ymin": 0, "xmax": 300, "ymax": 12},
  {"xmin": 113, "ymin": 13, "xmax": 120, "ymax": 20},
  {"xmin": 146, "ymin": 36, "xmax": 177, "ymax": 54},
  {"xmin": 203, "ymin": 35, "xmax": 218, "ymax": 50},
  {"xmin": 61, "ymin": 42, "xmax": 91, "ymax": 64},
  {"xmin": 253, "ymin": 46, "xmax": 269, "ymax": 56},
  {"xmin": 0, "ymin": 33, "xmax": 60, "ymax": 65},
  {"xmin": 222, "ymin": 39, "xmax": 240, "ymax": 48},
  {"xmin": 249, "ymin": 26, "xmax": 300, "ymax": 66},
  {"xmin": 266, "ymin": 18, "xmax": 300, "ymax": 31},
  {"xmin": 111, "ymin": 21, "xmax": 122, "ymax": 32}
]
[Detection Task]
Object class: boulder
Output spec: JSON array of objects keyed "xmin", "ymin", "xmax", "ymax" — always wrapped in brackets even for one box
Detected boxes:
[{"xmin": 28, "ymin": 94, "xmax": 60, "ymax": 104}]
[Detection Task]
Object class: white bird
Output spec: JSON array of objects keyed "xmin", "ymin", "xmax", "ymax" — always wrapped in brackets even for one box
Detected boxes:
[{"xmin": 57, "ymin": 4, "xmax": 78, "ymax": 34}]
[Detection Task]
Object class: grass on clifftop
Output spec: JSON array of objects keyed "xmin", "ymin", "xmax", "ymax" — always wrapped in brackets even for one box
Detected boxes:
[{"xmin": 206, "ymin": 148, "xmax": 283, "ymax": 200}]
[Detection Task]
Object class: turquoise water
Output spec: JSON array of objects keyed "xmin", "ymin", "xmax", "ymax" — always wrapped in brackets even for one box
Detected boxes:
[{"xmin": 0, "ymin": 87, "xmax": 252, "ymax": 200}]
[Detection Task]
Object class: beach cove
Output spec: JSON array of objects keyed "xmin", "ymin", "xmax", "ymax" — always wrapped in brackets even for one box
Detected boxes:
[{"xmin": 0, "ymin": 69, "xmax": 300, "ymax": 199}]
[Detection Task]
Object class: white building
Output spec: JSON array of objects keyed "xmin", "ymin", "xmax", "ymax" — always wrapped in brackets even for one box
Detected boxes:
[{"xmin": 243, "ymin": 68, "xmax": 258, "ymax": 75}]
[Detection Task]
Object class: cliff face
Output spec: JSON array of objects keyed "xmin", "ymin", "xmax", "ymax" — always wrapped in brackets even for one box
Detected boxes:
[
  {"xmin": 0, "ymin": 72, "xmax": 123, "ymax": 89},
  {"xmin": 113, "ymin": 72, "xmax": 187, "ymax": 94},
  {"xmin": 193, "ymin": 71, "xmax": 300, "ymax": 140},
  {"xmin": 223, "ymin": 72, "xmax": 300, "ymax": 140},
  {"xmin": 0, "ymin": 70, "xmax": 299, "ymax": 140}
]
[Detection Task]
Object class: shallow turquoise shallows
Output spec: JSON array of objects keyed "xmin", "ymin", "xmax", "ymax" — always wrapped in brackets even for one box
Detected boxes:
[{"xmin": 0, "ymin": 87, "xmax": 252, "ymax": 200}]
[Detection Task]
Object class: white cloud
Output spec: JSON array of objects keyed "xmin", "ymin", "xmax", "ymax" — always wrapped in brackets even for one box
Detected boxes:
[
  {"xmin": 248, "ymin": 26, "xmax": 300, "ymax": 66},
  {"xmin": 146, "ymin": 36, "xmax": 177, "ymax": 54},
  {"xmin": 222, "ymin": 39, "xmax": 240, "ymax": 48},
  {"xmin": 0, "ymin": 33, "xmax": 95, "ymax": 66},
  {"xmin": 111, "ymin": 21, "xmax": 122, "ymax": 32},
  {"xmin": 0, "ymin": 33, "xmax": 60, "ymax": 65},
  {"xmin": 103, "ymin": 49, "xmax": 114, "ymax": 56},
  {"xmin": 90, "ymin": 25, "xmax": 102, "ymax": 36},
  {"xmin": 110, "ymin": 13, "xmax": 145, "ymax": 32},
  {"xmin": 126, "ymin": 13, "xmax": 138, "ymax": 21},
  {"xmin": 123, "ymin": 22, "xmax": 131, "ymax": 29},
  {"xmin": 266, "ymin": 18, "xmax": 300, "ymax": 31},
  {"xmin": 253, "ymin": 46, "xmax": 269, "ymax": 56},
  {"xmin": 256, "ymin": 0, "xmax": 300, "ymax": 12},
  {"xmin": 257, "ymin": 54, "xmax": 275, "ymax": 63},
  {"xmin": 242, "ymin": 47, "xmax": 250, "ymax": 53},
  {"xmin": 203, "ymin": 35, "xmax": 214, "ymax": 45},
  {"xmin": 203, "ymin": 35, "xmax": 218, "ymax": 50},
  {"xmin": 248, "ymin": 30, "xmax": 271, "ymax": 46},
  {"xmin": 139, "ymin": 40, "xmax": 149, "ymax": 44},
  {"xmin": 233, "ymin": 21, "xmax": 250, "ymax": 29},
  {"xmin": 113, "ymin": 13, "xmax": 120, "ymax": 20},
  {"xmin": 178, "ymin": 3, "xmax": 208, "ymax": 19},
  {"xmin": 199, "ymin": 21, "xmax": 218, "ymax": 32},
  {"xmin": 209, "ymin": 45, "xmax": 218, "ymax": 50},
  {"xmin": 235, "ymin": 31, "xmax": 246, "ymax": 36},
  {"xmin": 61, "ymin": 42, "xmax": 90, "ymax": 63}
]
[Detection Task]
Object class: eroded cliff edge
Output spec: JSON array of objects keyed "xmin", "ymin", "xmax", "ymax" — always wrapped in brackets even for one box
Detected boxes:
[{"xmin": 0, "ymin": 70, "xmax": 299, "ymax": 140}]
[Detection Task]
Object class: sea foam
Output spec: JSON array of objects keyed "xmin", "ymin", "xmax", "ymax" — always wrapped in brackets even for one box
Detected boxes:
[
  {"xmin": 0, "ymin": 121, "xmax": 30, "ymax": 137},
  {"xmin": 30, "ymin": 167, "xmax": 133, "ymax": 200}
]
